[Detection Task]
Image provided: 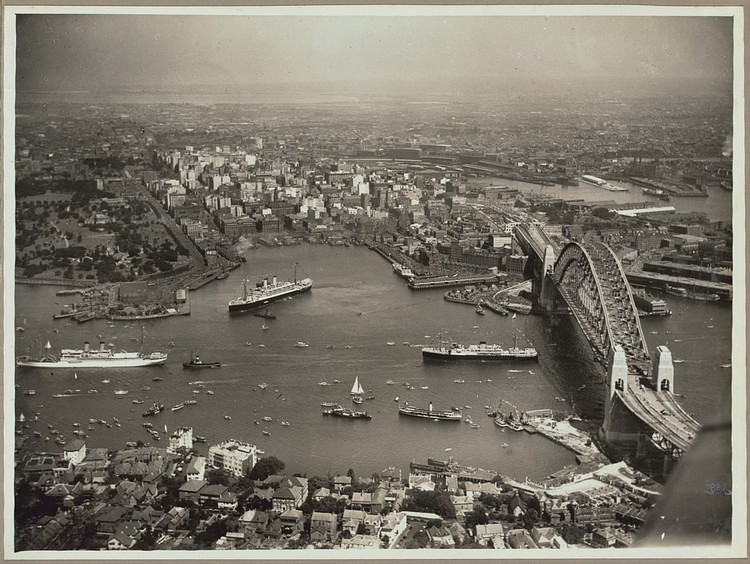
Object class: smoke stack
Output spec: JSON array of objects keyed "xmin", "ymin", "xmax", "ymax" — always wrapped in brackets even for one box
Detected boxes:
[
  {"xmin": 272, "ymin": 276, "xmax": 277, "ymax": 285},
  {"xmin": 83, "ymin": 342, "xmax": 90, "ymax": 352},
  {"xmin": 429, "ymin": 402, "xmax": 433, "ymax": 412},
  {"xmin": 100, "ymin": 342, "xmax": 106, "ymax": 352}
]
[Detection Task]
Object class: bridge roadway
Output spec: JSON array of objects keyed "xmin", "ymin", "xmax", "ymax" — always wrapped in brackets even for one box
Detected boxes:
[
  {"xmin": 513, "ymin": 224, "xmax": 701, "ymax": 455},
  {"xmin": 515, "ymin": 223, "xmax": 561, "ymax": 260},
  {"xmin": 617, "ymin": 377, "xmax": 702, "ymax": 453}
]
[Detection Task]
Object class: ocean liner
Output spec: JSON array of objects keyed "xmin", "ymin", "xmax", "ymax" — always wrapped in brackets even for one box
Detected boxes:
[
  {"xmin": 228, "ymin": 265, "xmax": 312, "ymax": 313},
  {"xmin": 17, "ymin": 340, "xmax": 168, "ymax": 368},
  {"xmin": 421, "ymin": 335, "xmax": 538, "ymax": 361}
]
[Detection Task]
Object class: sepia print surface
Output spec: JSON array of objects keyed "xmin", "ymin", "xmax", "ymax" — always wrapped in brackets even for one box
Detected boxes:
[{"xmin": 5, "ymin": 5, "xmax": 744, "ymax": 559}]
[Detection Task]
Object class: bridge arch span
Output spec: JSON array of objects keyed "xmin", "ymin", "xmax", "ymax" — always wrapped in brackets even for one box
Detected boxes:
[{"xmin": 552, "ymin": 240, "xmax": 650, "ymax": 367}]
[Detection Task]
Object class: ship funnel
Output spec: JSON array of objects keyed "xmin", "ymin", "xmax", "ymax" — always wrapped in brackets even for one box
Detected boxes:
[
  {"xmin": 429, "ymin": 402, "xmax": 433, "ymax": 412},
  {"xmin": 263, "ymin": 277, "xmax": 268, "ymax": 288},
  {"xmin": 100, "ymin": 342, "xmax": 106, "ymax": 352},
  {"xmin": 272, "ymin": 276, "xmax": 277, "ymax": 285},
  {"xmin": 83, "ymin": 342, "xmax": 90, "ymax": 352}
]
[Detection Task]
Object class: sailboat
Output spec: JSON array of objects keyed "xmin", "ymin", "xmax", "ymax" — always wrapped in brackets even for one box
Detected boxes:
[
  {"xmin": 351, "ymin": 376, "xmax": 365, "ymax": 404},
  {"xmin": 512, "ymin": 313, "xmax": 517, "ymax": 319}
]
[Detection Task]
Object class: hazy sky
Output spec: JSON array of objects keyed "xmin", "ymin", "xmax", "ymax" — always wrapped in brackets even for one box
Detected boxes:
[{"xmin": 15, "ymin": 12, "xmax": 733, "ymax": 93}]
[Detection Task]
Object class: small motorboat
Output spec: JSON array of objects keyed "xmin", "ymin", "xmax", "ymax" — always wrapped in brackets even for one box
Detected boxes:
[
  {"xmin": 295, "ymin": 341, "xmax": 310, "ymax": 348},
  {"xmin": 183, "ymin": 354, "xmax": 221, "ymax": 369}
]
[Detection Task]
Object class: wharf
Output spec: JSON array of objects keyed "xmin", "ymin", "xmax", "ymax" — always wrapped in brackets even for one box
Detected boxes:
[
  {"xmin": 626, "ymin": 271, "xmax": 732, "ymax": 301},
  {"xmin": 409, "ymin": 274, "xmax": 498, "ymax": 290},
  {"xmin": 524, "ymin": 416, "xmax": 600, "ymax": 457}
]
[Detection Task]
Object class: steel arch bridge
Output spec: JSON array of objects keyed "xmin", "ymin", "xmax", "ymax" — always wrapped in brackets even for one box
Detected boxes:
[{"xmin": 512, "ymin": 225, "xmax": 701, "ymax": 460}]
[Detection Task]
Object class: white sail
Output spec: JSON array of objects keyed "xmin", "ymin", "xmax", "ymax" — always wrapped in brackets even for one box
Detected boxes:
[
  {"xmin": 351, "ymin": 376, "xmax": 364, "ymax": 395},
  {"xmin": 45, "ymin": 340, "xmax": 52, "ymax": 350}
]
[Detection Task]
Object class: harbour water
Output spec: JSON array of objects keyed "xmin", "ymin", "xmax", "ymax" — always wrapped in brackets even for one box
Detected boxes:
[{"xmin": 13, "ymin": 244, "xmax": 732, "ymax": 481}]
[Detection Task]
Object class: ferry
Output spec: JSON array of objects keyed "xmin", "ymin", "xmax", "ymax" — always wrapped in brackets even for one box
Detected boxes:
[
  {"xmin": 422, "ymin": 336, "xmax": 537, "ymax": 361},
  {"xmin": 17, "ymin": 340, "xmax": 168, "ymax": 368},
  {"xmin": 398, "ymin": 402, "xmax": 462, "ymax": 421},
  {"xmin": 322, "ymin": 406, "xmax": 372, "ymax": 420},
  {"xmin": 392, "ymin": 262, "xmax": 415, "ymax": 279},
  {"xmin": 228, "ymin": 266, "xmax": 312, "ymax": 313}
]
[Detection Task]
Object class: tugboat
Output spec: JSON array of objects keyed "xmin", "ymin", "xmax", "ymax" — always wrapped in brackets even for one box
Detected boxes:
[
  {"xmin": 142, "ymin": 402, "xmax": 164, "ymax": 417},
  {"xmin": 183, "ymin": 354, "xmax": 221, "ymax": 369}
]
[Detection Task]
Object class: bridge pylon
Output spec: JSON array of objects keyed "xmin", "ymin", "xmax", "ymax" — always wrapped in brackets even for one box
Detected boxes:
[
  {"xmin": 601, "ymin": 344, "xmax": 639, "ymax": 445},
  {"xmin": 651, "ymin": 345, "xmax": 675, "ymax": 393},
  {"xmin": 537, "ymin": 244, "xmax": 557, "ymax": 311}
]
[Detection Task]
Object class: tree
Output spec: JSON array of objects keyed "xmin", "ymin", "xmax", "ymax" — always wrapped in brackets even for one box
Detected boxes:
[
  {"xmin": 402, "ymin": 490, "xmax": 456, "ymax": 520},
  {"xmin": 522, "ymin": 508, "xmax": 540, "ymax": 530},
  {"xmin": 206, "ymin": 468, "xmax": 232, "ymax": 486},
  {"xmin": 248, "ymin": 456, "xmax": 286, "ymax": 481},
  {"xmin": 560, "ymin": 524, "xmax": 585, "ymax": 545}
]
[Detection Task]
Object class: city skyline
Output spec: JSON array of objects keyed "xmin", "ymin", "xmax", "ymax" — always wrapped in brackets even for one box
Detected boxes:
[{"xmin": 15, "ymin": 10, "xmax": 734, "ymax": 99}]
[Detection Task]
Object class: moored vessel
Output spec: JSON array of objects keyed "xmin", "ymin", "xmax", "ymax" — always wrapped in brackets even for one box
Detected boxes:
[{"xmin": 228, "ymin": 265, "xmax": 312, "ymax": 313}]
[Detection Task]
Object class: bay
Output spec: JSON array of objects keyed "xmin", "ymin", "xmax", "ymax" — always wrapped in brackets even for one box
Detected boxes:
[{"xmin": 14, "ymin": 243, "xmax": 731, "ymax": 481}]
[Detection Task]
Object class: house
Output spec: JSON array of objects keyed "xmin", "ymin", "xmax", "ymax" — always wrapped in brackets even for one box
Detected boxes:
[
  {"xmin": 310, "ymin": 511, "xmax": 337, "ymax": 543},
  {"xmin": 363, "ymin": 513, "xmax": 383, "ymax": 537},
  {"xmin": 379, "ymin": 512, "xmax": 407, "ymax": 547},
  {"xmin": 531, "ymin": 525, "xmax": 558, "ymax": 548},
  {"xmin": 217, "ymin": 490, "xmax": 238, "ymax": 511},
  {"xmin": 130, "ymin": 506, "xmax": 163, "ymax": 530},
  {"xmin": 96, "ymin": 506, "xmax": 131, "ymax": 534},
  {"xmin": 427, "ymin": 525, "xmax": 455, "ymax": 548},
  {"xmin": 178, "ymin": 479, "xmax": 207, "ymax": 503},
  {"xmin": 62, "ymin": 439, "xmax": 87, "ymax": 466},
  {"xmin": 44, "ymin": 482, "xmax": 83, "ymax": 501},
  {"xmin": 333, "ymin": 475, "xmax": 352, "ymax": 492},
  {"xmin": 408, "ymin": 474, "xmax": 435, "ymax": 491},
  {"xmin": 342, "ymin": 508, "xmax": 367, "ymax": 537},
  {"xmin": 475, "ymin": 523, "xmax": 505, "ymax": 548},
  {"xmin": 239, "ymin": 509, "xmax": 269, "ymax": 535},
  {"xmin": 272, "ymin": 486, "xmax": 302, "ymax": 512},
  {"xmin": 312, "ymin": 487, "xmax": 330, "ymax": 501},
  {"xmin": 506, "ymin": 528, "xmax": 539, "ymax": 549},
  {"xmin": 154, "ymin": 506, "xmax": 189, "ymax": 534},
  {"xmin": 114, "ymin": 480, "xmax": 157, "ymax": 507},
  {"xmin": 107, "ymin": 521, "xmax": 141, "ymax": 550},
  {"xmin": 351, "ymin": 491, "xmax": 372, "ymax": 512},
  {"xmin": 283, "ymin": 476, "xmax": 309, "ymax": 503},
  {"xmin": 508, "ymin": 492, "xmax": 527, "ymax": 517},
  {"xmin": 185, "ymin": 456, "xmax": 206, "ymax": 481},
  {"xmin": 450, "ymin": 494, "xmax": 474, "ymax": 518},
  {"xmin": 198, "ymin": 483, "xmax": 229, "ymax": 506},
  {"xmin": 592, "ymin": 527, "xmax": 617, "ymax": 548},
  {"xmin": 272, "ymin": 509, "xmax": 304, "ymax": 536},
  {"xmin": 464, "ymin": 481, "xmax": 502, "ymax": 499},
  {"xmin": 370, "ymin": 486, "xmax": 388, "ymax": 514}
]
